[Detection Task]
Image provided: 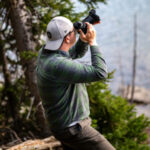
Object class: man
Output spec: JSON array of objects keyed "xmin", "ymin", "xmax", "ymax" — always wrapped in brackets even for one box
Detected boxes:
[{"xmin": 36, "ymin": 16, "xmax": 115, "ymax": 150}]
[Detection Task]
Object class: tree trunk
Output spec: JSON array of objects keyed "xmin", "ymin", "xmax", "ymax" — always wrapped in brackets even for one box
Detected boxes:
[
  {"xmin": 5, "ymin": 0, "xmax": 50, "ymax": 136},
  {"xmin": 131, "ymin": 14, "xmax": 137, "ymax": 103}
]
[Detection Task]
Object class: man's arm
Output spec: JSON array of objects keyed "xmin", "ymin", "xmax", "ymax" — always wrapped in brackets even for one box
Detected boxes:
[
  {"xmin": 69, "ymin": 39, "xmax": 88, "ymax": 59},
  {"xmin": 69, "ymin": 22, "xmax": 98, "ymax": 60},
  {"xmin": 49, "ymin": 45, "xmax": 107, "ymax": 84}
]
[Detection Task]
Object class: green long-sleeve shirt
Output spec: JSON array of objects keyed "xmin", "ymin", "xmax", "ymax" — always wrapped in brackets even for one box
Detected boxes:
[{"xmin": 36, "ymin": 39, "xmax": 107, "ymax": 132}]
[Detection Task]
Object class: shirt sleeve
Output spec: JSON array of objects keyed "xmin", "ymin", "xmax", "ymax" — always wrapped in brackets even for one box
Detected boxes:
[
  {"xmin": 69, "ymin": 38, "xmax": 88, "ymax": 59},
  {"xmin": 52, "ymin": 45, "xmax": 108, "ymax": 84}
]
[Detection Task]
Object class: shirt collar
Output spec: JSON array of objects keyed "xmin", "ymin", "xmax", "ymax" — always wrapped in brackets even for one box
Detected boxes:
[
  {"xmin": 42, "ymin": 45, "xmax": 70, "ymax": 58},
  {"xmin": 58, "ymin": 49, "xmax": 70, "ymax": 58}
]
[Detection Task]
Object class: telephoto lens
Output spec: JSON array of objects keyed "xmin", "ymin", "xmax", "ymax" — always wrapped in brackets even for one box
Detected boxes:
[{"xmin": 73, "ymin": 9, "xmax": 100, "ymax": 34}]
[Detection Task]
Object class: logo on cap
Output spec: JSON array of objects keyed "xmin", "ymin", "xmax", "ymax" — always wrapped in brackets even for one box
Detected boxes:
[{"xmin": 47, "ymin": 31, "xmax": 52, "ymax": 39}]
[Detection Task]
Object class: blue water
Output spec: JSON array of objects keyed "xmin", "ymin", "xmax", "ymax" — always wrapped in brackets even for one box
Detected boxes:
[{"xmin": 75, "ymin": 0, "xmax": 150, "ymax": 94}]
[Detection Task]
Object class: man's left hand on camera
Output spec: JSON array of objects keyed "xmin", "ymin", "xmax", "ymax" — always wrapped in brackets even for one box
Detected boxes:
[{"xmin": 79, "ymin": 22, "xmax": 97, "ymax": 46}]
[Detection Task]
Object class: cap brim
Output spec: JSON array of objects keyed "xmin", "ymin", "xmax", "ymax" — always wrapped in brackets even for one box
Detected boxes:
[{"xmin": 45, "ymin": 38, "xmax": 63, "ymax": 51}]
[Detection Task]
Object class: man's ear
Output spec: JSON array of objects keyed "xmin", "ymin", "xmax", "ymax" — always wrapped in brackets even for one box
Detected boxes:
[{"xmin": 64, "ymin": 35, "xmax": 70, "ymax": 44}]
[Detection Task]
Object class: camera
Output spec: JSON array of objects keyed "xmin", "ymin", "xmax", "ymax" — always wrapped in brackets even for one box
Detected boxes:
[{"xmin": 73, "ymin": 9, "xmax": 100, "ymax": 34}]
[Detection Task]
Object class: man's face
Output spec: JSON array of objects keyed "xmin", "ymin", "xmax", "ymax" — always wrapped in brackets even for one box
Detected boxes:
[{"xmin": 68, "ymin": 28, "xmax": 76, "ymax": 46}]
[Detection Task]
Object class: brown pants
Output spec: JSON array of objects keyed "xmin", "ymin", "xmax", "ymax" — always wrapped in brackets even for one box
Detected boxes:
[{"xmin": 52, "ymin": 118, "xmax": 116, "ymax": 150}]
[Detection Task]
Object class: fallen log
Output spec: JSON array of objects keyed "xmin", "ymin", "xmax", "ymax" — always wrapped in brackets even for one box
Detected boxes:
[{"xmin": 6, "ymin": 136, "xmax": 62, "ymax": 150}]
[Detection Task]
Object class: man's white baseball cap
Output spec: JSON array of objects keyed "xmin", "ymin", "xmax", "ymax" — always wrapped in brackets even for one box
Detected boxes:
[{"xmin": 45, "ymin": 16, "xmax": 73, "ymax": 50}]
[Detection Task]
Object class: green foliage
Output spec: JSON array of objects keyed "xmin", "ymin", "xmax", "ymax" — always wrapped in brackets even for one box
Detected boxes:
[
  {"xmin": 78, "ymin": 0, "xmax": 107, "ymax": 9},
  {"xmin": 0, "ymin": 77, "xmax": 41, "ymax": 144},
  {"xmin": 20, "ymin": 50, "xmax": 38, "ymax": 60},
  {"xmin": 87, "ymin": 72, "xmax": 150, "ymax": 150}
]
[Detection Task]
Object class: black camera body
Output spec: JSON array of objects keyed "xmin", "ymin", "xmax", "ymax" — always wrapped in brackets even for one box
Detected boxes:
[{"xmin": 73, "ymin": 9, "xmax": 100, "ymax": 34}]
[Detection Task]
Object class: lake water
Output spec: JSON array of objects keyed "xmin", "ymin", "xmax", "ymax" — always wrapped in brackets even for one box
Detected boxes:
[{"xmin": 75, "ymin": 0, "xmax": 150, "ymax": 94}]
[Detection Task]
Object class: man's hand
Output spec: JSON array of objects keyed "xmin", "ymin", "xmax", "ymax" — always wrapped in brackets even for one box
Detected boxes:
[{"xmin": 79, "ymin": 22, "xmax": 97, "ymax": 46}]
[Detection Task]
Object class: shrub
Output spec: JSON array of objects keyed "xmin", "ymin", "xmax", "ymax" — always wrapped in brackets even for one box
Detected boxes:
[{"xmin": 87, "ymin": 72, "xmax": 150, "ymax": 150}]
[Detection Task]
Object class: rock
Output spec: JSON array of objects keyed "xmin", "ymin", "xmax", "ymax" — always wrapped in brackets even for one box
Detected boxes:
[{"xmin": 118, "ymin": 85, "xmax": 150, "ymax": 104}]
